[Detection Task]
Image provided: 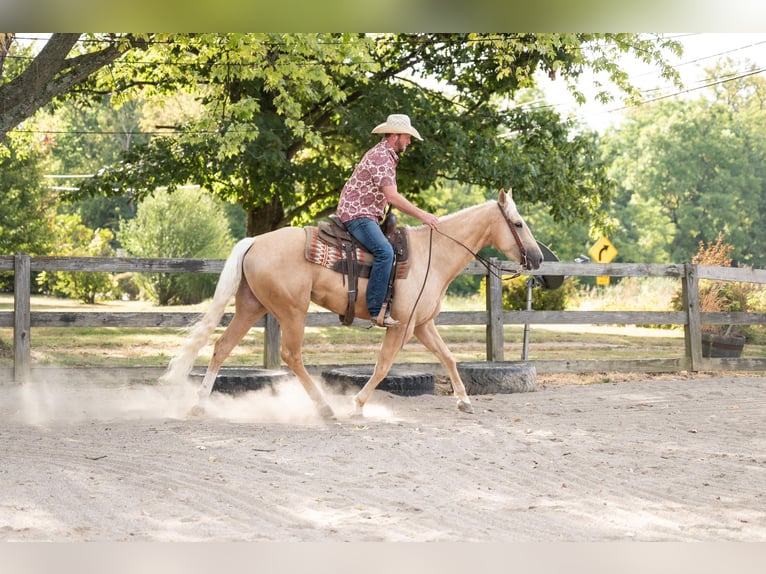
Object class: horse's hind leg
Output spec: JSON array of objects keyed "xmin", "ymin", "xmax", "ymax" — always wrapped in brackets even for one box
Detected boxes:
[
  {"xmin": 197, "ymin": 280, "xmax": 266, "ymax": 400},
  {"xmin": 413, "ymin": 320, "xmax": 473, "ymax": 413}
]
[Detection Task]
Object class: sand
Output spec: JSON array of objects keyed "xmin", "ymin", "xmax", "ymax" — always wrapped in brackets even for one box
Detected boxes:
[{"xmin": 1, "ymin": 372, "xmax": 765, "ymax": 542}]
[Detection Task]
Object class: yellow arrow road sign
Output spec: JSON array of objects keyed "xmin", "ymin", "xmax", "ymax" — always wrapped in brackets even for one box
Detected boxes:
[{"xmin": 589, "ymin": 236, "xmax": 618, "ymax": 264}]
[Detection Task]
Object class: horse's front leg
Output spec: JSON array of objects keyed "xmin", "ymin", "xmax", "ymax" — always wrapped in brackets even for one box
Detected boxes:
[
  {"xmin": 353, "ymin": 324, "xmax": 411, "ymax": 416},
  {"xmin": 413, "ymin": 320, "xmax": 473, "ymax": 413}
]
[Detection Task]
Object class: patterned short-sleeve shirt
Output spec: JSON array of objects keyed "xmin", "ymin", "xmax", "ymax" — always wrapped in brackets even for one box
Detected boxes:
[{"xmin": 337, "ymin": 139, "xmax": 399, "ymax": 223}]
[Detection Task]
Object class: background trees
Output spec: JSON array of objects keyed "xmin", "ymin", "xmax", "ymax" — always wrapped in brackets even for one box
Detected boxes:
[
  {"xmin": 36, "ymin": 214, "xmax": 116, "ymax": 303},
  {"xmin": 0, "ymin": 33, "xmax": 149, "ymax": 141},
  {"xmin": 0, "ymin": 133, "xmax": 56, "ymax": 291},
  {"xmin": 601, "ymin": 59, "xmax": 766, "ymax": 267},
  {"xmin": 117, "ymin": 187, "xmax": 234, "ymax": 305},
  {"xmin": 68, "ymin": 33, "xmax": 681, "ymax": 237},
  {"xmin": 8, "ymin": 33, "xmax": 766, "ymax": 304}
]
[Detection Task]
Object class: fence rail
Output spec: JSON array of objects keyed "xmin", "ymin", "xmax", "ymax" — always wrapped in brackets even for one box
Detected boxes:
[{"xmin": 3, "ymin": 253, "xmax": 766, "ymax": 382}]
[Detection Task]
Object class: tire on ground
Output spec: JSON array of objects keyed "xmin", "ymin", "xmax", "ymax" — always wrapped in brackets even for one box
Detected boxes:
[
  {"xmin": 190, "ymin": 367, "xmax": 294, "ymax": 395},
  {"xmin": 321, "ymin": 366, "xmax": 435, "ymax": 397},
  {"xmin": 457, "ymin": 361, "xmax": 537, "ymax": 395}
]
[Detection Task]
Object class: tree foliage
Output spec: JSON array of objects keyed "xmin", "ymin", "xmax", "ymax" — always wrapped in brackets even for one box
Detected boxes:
[
  {"xmin": 601, "ymin": 59, "xmax": 766, "ymax": 266},
  {"xmin": 70, "ymin": 33, "xmax": 682, "ymax": 236},
  {"xmin": 36, "ymin": 213, "xmax": 116, "ymax": 303},
  {"xmin": 34, "ymin": 94, "xmax": 149, "ymax": 234},
  {"xmin": 500, "ymin": 275, "xmax": 578, "ymax": 311},
  {"xmin": 0, "ymin": 135, "xmax": 55, "ymax": 257},
  {"xmin": 0, "ymin": 132, "xmax": 56, "ymax": 291}
]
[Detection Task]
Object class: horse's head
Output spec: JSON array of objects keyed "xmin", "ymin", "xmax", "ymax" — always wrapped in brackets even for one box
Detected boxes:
[{"xmin": 495, "ymin": 189, "xmax": 543, "ymax": 270}]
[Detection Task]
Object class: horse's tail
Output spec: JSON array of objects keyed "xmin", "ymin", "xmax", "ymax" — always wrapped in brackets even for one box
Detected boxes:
[{"xmin": 160, "ymin": 237, "xmax": 255, "ymax": 384}]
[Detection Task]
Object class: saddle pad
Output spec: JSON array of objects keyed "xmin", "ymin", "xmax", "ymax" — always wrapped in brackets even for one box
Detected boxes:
[{"xmin": 304, "ymin": 227, "xmax": 409, "ymax": 279}]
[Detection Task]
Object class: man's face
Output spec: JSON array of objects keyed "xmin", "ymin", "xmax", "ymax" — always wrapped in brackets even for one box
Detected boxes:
[{"xmin": 393, "ymin": 133, "xmax": 411, "ymax": 153}]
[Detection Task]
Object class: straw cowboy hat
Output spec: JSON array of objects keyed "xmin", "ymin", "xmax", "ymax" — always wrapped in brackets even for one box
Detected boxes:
[{"xmin": 371, "ymin": 113, "xmax": 423, "ymax": 141}]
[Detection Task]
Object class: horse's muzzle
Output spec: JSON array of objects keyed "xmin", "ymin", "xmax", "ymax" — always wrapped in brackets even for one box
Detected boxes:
[{"xmin": 524, "ymin": 251, "xmax": 543, "ymax": 270}]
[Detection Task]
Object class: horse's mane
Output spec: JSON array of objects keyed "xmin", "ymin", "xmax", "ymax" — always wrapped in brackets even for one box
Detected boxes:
[{"xmin": 405, "ymin": 199, "xmax": 499, "ymax": 231}]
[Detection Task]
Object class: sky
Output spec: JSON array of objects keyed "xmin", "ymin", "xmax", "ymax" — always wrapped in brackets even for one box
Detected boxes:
[{"xmin": 541, "ymin": 33, "xmax": 766, "ymax": 132}]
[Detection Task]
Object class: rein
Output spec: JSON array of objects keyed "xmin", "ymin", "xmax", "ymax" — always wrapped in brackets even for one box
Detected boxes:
[
  {"xmin": 401, "ymin": 202, "xmax": 527, "ymax": 343},
  {"xmin": 434, "ymin": 201, "xmax": 529, "ymax": 281}
]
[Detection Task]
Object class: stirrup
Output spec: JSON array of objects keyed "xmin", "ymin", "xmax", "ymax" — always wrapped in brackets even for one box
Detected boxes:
[{"xmin": 372, "ymin": 314, "xmax": 400, "ymax": 328}]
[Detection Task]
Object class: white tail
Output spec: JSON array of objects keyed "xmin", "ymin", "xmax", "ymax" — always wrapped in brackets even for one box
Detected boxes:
[{"xmin": 160, "ymin": 237, "xmax": 256, "ymax": 384}]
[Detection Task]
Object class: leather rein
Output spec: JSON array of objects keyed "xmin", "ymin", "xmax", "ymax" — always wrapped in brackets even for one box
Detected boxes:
[{"xmin": 400, "ymin": 201, "xmax": 529, "ymax": 342}]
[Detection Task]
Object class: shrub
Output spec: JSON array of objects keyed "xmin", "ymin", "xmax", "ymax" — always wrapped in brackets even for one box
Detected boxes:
[
  {"xmin": 486, "ymin": 274, "xmax": 577, "ymax": 311},
  {"xmin": 671, "ymin": 232, "xmax": 758, "ymax": 336},
  {"xmin": 114, "ymin": 273, "xmax": 140, "ymax": 301},
  {"xmin": 117, "ymin": 187, "xmax": 234, "ymax": 305},
  {"xmin": 36, "ymin": 214, "xmax": 116, "ymax": 304}
]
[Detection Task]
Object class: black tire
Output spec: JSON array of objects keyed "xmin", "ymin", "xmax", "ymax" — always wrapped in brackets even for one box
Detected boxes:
[
  {"xmin": 190, "ymin": 367, "xmax": 294, "ymax": 395},
  {"xmin": 321, "ymin": 366, "xmax": 435, "ymax": 397},
  {"xmin": 457, "ymin": 361, "xmax": 536, "ymax": 395}
]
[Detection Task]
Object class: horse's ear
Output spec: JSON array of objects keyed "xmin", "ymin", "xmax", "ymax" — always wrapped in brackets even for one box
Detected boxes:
[{"xmin": 498, "ymin": 188, "xmax": 513, "ymax": 206}]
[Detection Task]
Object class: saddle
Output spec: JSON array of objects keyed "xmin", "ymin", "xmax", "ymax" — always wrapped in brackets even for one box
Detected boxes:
[{"xmin": 306, "ymin": 214, "xmax": 409, "ymax": 325}]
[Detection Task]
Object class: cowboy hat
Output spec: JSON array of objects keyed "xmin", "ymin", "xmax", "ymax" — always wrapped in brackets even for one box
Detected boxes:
[{"xmin": 371, "ymin": 114, "xmax": 423, "ymax": 141}]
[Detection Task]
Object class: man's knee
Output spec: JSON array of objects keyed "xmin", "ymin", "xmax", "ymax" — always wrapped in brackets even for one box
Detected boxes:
[{"xmin": 373, "ymin": 242, "xmax": 394, "ymax": 265}]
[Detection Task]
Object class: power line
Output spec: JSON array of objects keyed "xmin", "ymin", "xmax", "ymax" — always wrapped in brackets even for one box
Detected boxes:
[{"xmin": 607, "ymin": 65, "xmax": 766, "ymax": 114}]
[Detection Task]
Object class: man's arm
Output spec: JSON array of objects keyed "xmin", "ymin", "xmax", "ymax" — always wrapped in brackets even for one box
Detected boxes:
[{"xmin": 382, "ymin": 185, "xmax": 439, "ymax": 229}]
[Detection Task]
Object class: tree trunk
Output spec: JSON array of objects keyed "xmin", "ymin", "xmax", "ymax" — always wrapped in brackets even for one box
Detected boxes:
[
  {"xmin": 0, "ymin": 33, "xmax": 14, "ymax": 77},
  {"xmin": 246, "ymin": 197, "xmax": 287, "ymax": 236}
]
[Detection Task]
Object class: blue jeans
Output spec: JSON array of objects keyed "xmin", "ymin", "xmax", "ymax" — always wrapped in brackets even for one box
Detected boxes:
[{"xmin": 344, "ymin": 217, "xmax": 394, "ymax": 318}]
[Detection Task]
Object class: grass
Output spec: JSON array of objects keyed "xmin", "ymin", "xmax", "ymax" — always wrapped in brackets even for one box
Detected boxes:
[{"xmin": 1, "ymin": 278, "xmax": 764, "ymax": 370}]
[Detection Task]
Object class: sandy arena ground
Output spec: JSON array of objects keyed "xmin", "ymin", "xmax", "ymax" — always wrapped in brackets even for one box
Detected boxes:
[{"xmin": 1, "ymin": 371, "xmax": 765, "ymax": 542}]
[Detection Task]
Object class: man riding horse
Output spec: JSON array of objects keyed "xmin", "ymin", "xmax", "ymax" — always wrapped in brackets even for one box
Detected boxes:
[{"xmin": 336, "ymin": 114, "xmax": 439, "ymax": 328}]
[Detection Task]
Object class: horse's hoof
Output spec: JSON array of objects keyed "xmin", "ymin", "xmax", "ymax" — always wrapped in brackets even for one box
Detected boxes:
[
  {"xmin": 457, "ymin": 398, "xmax": 474, "ymax": 414},
  {"xmin": 188, "ymin": 404, "xmax": 207, "ymax": 417},
  {"xmin": 318, "ymin": 404, "xmax": 336, "ymax": 421},
  {"xmin": 351, "ymin": 396, "xmax": 364, "ymax": 418}
]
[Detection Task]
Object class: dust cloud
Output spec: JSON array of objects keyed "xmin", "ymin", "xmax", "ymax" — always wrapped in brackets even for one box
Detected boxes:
[{"xmin": 6, "ymin": 372, "xmax": 395, "ymax": 426}]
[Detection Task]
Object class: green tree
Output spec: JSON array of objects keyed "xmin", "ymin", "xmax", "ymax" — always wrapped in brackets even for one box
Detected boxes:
[
  {"xmin": 36, "ymin": 94, "xmax": 148, "ymax": 234},
  {"xmin": 601, "ymin": 62, "xmax": 766, "ymax": 266},
  {"xmin": 73, "ymin": 33, "xmax": 681, "ymax": 236},
  {"xmin": 36, "ymin": 213, "xmax": 116, "ymax": 303},
  {"xmin": 117, "ymin": 187, "xmax": 234, "ymax": 305},
  {"xmin": 0, "ymin": 136, "xmax": 55, "ymax": 255},
  {"xmin": 0, "ymin": 132, "xmax": 57, "ymax": 291}
]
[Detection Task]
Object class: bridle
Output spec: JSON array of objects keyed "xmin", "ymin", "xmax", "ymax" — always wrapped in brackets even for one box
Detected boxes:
[
  {"xmin": 496, "ymin": 201, "xmax": 530, "ymax": 270},
  {"xmin": 434, "ymin": 201, "xmax": 530, "ymax": 278}
]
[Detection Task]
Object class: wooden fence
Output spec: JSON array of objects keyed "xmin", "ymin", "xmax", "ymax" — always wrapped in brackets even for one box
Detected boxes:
[{"xmin": 2, "ymin": 253, "xmax": 766, "ymax": 383}]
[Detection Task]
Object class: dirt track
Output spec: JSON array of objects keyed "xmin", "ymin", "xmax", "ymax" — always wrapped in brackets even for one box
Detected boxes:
[{"xmin": 1, "ymin": 373, "xmax": 765, "ymax": 541}]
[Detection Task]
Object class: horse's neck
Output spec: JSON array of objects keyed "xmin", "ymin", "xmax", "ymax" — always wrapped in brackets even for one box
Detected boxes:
[{"xmin": 413, "ymin": 201, "xmax": 496, "ymax": 277}]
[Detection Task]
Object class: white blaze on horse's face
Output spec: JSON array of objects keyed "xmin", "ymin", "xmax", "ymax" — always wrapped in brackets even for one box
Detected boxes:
[{"xmin": 497, "ymin": 188, "xmax": 543, "ymax": 270}]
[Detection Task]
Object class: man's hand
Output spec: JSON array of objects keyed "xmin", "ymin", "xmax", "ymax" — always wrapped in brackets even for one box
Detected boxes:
[
  {"xmin": 419, "ymin": 211, "xmax": 439, "ymax": 229},
  {"xmin": 382, "ymin": 185, "xmax": 438, "ymax": 229}
]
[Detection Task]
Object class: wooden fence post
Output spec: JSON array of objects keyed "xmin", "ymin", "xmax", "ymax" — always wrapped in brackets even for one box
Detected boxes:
[
  {"xmin": 264, "ymin": 313, "xmax": 281, "ymax": 369},
  {"xmin": 485, "ymin": 258, "xmax": 504, "ymax": 362},
  {"xmin": 682, "ymin": 262, "xmax": 703, "ymax": 371},
  {"xmin": 13, "ymin": 253, "xmax": 31, "ymax": 383}
]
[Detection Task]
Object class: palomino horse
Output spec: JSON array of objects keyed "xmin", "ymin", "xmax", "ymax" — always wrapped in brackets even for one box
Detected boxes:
[{"xmin": 162, "ymin": 189, "xmax": 542, "ymax": 418}]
